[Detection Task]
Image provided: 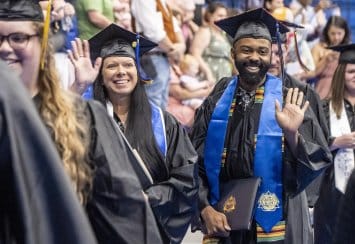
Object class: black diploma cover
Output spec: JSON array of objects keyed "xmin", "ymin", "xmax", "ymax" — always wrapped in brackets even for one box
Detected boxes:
[{"xmin": 214, "ymin": 177, "xmax": 261, "ymax": 230}]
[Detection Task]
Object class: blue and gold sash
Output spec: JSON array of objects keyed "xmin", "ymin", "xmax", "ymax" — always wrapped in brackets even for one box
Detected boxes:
[{"xmin": 204, "ymin": 74, "xmax": 283, "ymax": 233}]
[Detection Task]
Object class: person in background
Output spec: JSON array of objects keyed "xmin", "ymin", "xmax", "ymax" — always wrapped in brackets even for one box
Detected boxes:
[
  {"xmin": 40, "ymin": 0, "xmax": 78, "ymax": 89},
  {"xmin": 298, "ymin": 15, "xmax": 351, "ymax": 99},
  {"xmin": 0, "ymin": 1, "xmax": 162, "ymax": 243},
  {"xmin": 131, "ymin": 0, "xmax": 186, "ymax": 109},
  {"xmin": 70, "ymin": 24, "xmax": 199, "ymax": 243},
  {"xmin": 174, "ymin": 0, "xmax": 199, "ymax": 51},
  {"xmin": 190, "ymin": 8, "xmax": 331, "ymax": 243},
  {"xmin": 264, "ymin": 0, "xmax": 294, "ymax": 22},
  {"xmin": 190, "ymin": 2, "xmax": 232, "ymax": 83},
  {"xmin": 314, "ymin": 43, "xmax": 355, "ymax": 244},
  {"xmin": 178, "ymin": 54, "xmax": 213, "ymax": 109},
  {"xmin": 75, "ymin": 0, "xmax": 114, "ymax": 40},
  {"xmin": 167, "ymin": 54, "xmax": 213, "ymax": 128},
  {"xmin": 289, "ymin": 0, "xmax": 325, "ymax": 46},
  {"xmin": 113, "ymin": 0, "xmax": 132, "ymax": 31}
]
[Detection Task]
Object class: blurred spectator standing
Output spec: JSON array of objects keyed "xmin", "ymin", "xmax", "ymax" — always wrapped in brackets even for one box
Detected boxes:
[
  {"xmin": 75, "ymin": 0, "xmax": 114, "ymax": 40},
  {"xmin": 39, "ymin": 0, "xmax": 78, "ymax": 89},
  {"xmin": 315, "ymin": 0, "xmax": 341, "ymax": 29},
  {"xmin": 113, "ymin": 0, "xmax": 132, "ymax": 31},
  {"xmin": 131, "ymin": 0, "xmax": 186, "ymax": 109},
  {"xmin": 173, "ymin": 0, "xmax": 199, "ymax": 52},
  {"xmin": 190, "ymin": 2, "xmax": 232, "ymax": 84},
  {"xmin": 264, "ymin": 0, "xmax": 294, "ymax": 22},
  {"xmin": 289, "ymin": 0, "xmax": 333, "ymax": 47}
]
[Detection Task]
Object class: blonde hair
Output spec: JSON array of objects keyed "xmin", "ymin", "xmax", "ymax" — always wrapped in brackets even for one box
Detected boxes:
[
  {"xmin": 180, "ymin": 54, "xmax": 199, "ymax": 74},
  {"xmin": 35, "ymin": 22, "xmax": 92, "ymax": 204}
]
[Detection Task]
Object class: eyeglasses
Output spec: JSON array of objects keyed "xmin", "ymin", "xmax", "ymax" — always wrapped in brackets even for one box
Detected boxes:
[{"xmin": 0, "ymin": 33, "xmax": 39, "ymax": 50}]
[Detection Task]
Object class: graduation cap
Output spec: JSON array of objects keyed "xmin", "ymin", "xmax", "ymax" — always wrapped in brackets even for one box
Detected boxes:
[
  {"xmin": 0, "ymin": 0, "xmax": 44, "ymax": 22},
  {"xmin": 215, "ymin": 8, "xmax": 289, "ymax": 43},
  {"xmin": 89, "ymin": 24, "xmax": 157, "ymax": 82},
  {"xmin": 328, "ymin": 43, "xmax": 355, "ymax": 64}
]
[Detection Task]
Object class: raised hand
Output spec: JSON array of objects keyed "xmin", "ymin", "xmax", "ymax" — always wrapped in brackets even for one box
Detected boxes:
[
  {"xmin": 275, "ymin": 87, "xmax": 309, "ymax": 134},
  {"xmin": 67, "ymin": 38, "xmax": 102, "ymax": 94}
]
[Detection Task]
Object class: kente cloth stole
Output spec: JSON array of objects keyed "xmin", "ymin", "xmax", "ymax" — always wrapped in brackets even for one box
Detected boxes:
[
  {"xmin": 330, "ymin": 101, "xmax": 354, "ymax": 194},
  {"xmin": 106, "ymin": 100, "xmax": 167, "ymax": 157},
  {"xmin": 257, "ymin": 220, "xmax": 285, "ymax": 243},
  {"xmin": 204, "ymin": 75, "xmax": 283, "ymax": 233},
  {"xmin": 156, "ymin": 0, "xmax": 177, "ymax": 43}
]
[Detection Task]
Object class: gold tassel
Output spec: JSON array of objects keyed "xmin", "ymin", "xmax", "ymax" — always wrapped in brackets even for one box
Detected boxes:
[{"xmin": 40, "ymin": 0, "xmax": 52, "ymax": 70}]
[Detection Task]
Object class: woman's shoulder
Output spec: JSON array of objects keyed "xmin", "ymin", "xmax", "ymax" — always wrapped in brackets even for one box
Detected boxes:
[
  {"xmin": 312, "ymin": 42, "xmax": 327, "ymax": 54},
  {"xmin": 195, "ymin": 26, "xmax": 211, "ymax": 38}
]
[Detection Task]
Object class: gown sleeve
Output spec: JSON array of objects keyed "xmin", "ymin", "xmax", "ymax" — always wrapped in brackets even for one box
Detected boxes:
[
  {"xmin": 85, "ymin": 101, "xmax": 163, "ymax": 244},
  {"xmin": 333, "ymin": 170, "xmax": 355, "ymax": 244},
  {"xmin": 283, "ymin": 90, "xmax": 332, "ymax": 196},
  {"xmin": 144, "ymin": 112, "xmax": 199, "ymax": 244}
]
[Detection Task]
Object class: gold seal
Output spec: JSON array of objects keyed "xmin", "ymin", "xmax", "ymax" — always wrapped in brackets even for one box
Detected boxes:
[
  {"xmin": 223, "ymin": 196, "xmax": 236, "ymax": 213},
  {"xmin": 257, "ymin": 191, "xmax": 280, "ymax": 211}
]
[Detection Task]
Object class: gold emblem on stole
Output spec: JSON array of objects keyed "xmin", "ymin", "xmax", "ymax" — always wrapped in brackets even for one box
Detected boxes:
[
  {"xmin": 223, "ymin": 196, "xmax": 236, "ymax": 213},
  {"xmin": 257, "ymin": 191, "xmax": 280, "ymax": 211}
]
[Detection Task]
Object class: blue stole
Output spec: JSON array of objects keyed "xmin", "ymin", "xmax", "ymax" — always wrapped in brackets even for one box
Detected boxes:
[
  {"xmin": 204, "ymin": 74, "xmax": 283, "ymax": 233},
  {"xmin": 150, "ymin": 102, "xmax": 167, "ymax": 157}
]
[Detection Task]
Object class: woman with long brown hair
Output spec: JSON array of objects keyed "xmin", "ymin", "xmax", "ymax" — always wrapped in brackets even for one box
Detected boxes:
[
  {"xmin": 314, "ymin": 43, "xmax": 355, "ymax": 244},
  {"xmin": 69, "ymin": 23, "xmax": 199, "ymax": 244},
  {"xmin": 298, "ymin": 15, "xmax": 351, "ymax": 99}
]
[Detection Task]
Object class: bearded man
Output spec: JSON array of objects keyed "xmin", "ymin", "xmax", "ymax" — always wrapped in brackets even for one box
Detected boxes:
[{"xmin": 190, "ymin": 8, "xmax": 331, "ymax": 244}]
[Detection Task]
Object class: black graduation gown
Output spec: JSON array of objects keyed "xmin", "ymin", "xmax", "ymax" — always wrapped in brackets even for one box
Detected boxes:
[
  {"xmin": 85, "ymin": 101, "xmax": 163, "ymax": 244},
  {"xmin": 314, "ymin": 99, "xmax": 355, "ymax": 244},
  {"xmin": 0, "ymin": 61, "xmax": 97, "ymax": 244},
  {"xmin": 333, "ymin": 170, "xmax": 355, "ymax": 244},
  {"xmin": 114, "ymin": 111, "xmax": 199, "ymax": 244},
  {"xmin": 284, "ymin": 74, "xmax": 330, "ymax": 207},
  {"xmin": 190, "ymin": 76, "xmax": 332, "ymax": 244},
  {"xmin": 33, "ymin": 96, "xmax": 163, "ymax": 244}
]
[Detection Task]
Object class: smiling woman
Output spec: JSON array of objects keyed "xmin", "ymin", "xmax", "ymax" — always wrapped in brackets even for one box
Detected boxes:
[
  {"xmin": 70, "ymin": 24, "xmax": 199, "ymax": 244},
  {"xmin": 0, "ymin": 21, "xmax": 41, "ymax": 95},
  {"xmin": 101, "ymin": 56, "xmax": 138, "ymax": 98},
  {"xmin": 315, "ymin": 43, "xmax": 355, "ymax": 244}
]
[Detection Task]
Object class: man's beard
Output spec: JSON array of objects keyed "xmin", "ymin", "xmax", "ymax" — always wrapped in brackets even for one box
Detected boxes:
[{"xmin": 235, "ymin": 58, "xmax": 270, "ymax": 87}]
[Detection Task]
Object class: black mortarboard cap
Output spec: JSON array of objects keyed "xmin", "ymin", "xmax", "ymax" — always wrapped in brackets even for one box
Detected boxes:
[
  {"xmin": 215, "ymin": 8, "xmax": 289, "ymax": 43},
  {"xmin": 89, "ymin": 24, "xmax": 157, "ymax": 62},
  {"xmin": 327, "ymin": 43, "xmax": 355, "ymax": 64},
  {"xmin": 0, "ymin": 0, "xmax": 43, "ymax": 21},
  {"xmin": 89, "ymin": 24, "xmax": 157, "ymax": 81}
]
